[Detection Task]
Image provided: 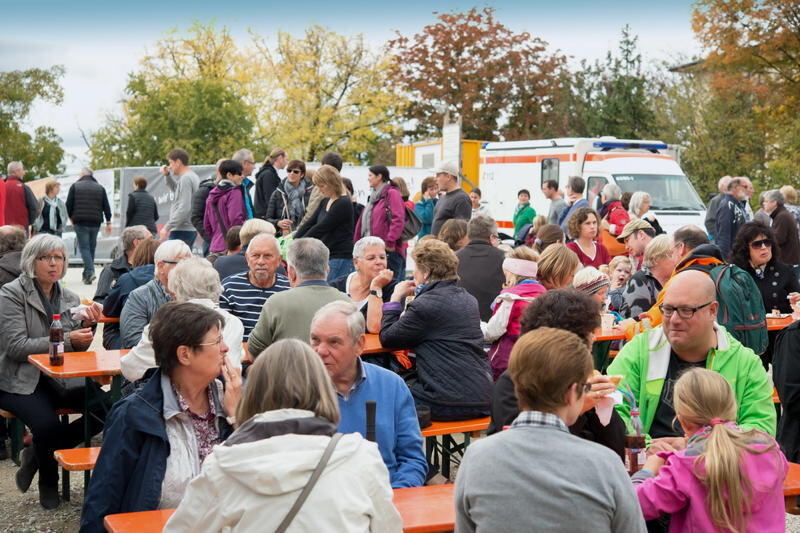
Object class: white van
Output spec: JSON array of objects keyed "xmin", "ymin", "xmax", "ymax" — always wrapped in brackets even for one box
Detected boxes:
[{"xmin": 478, "ymin": 137, "xmax": 706, "ymax": 236}]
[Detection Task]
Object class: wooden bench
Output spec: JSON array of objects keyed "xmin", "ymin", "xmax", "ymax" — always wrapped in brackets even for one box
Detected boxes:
[
  {"xmin": 54, "ymin": 447, "xmax": 101, "ymax": 501},
  {"xmin": 0, "ymin": 408, "xmax": 80, "ymax": 466},
  {"xmin": 421, "ymin": 417, "xmax": 490, "ymax": 479},
  {"xmin": 784, "ymin": 462, "xmax": 800, "ymax": 514}
]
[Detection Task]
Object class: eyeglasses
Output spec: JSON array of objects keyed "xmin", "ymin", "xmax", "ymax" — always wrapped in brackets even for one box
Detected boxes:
[
  {"xmin": 750, "ymin": 239, "xmax": 772, "ymax": 249},
  {"xmin": 162, "ymin": 260, "xmax": 179, "ymax": 265},
  {"xmin": 288, "ymin": 169, "xmax": 303, "ymax": 174},
  {"xmin": 196, "ymin": 335, "xmax": 224, "ymax": 348},
  {"xmin": 244, "ymin": 160, "xmax": 255, "ymax": 165},
  {"xmin": 37, "ymin": 255, "xmax": 65, "ymax": 263},
  {"xmin": 659, "ymin": 301, "xmax": 714, "ymax": 319}
]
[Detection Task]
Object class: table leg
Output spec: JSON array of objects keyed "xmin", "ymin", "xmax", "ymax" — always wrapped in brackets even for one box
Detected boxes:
[{"xmin": 83, "ymin": 378, "xmax": 91, "ymax": 448}]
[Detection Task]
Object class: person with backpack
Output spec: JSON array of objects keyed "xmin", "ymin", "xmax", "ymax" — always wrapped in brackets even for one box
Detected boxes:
[
  {"xmin": 354, "ymin": 165, "xmax": 406, "ymax": 281},
  {"xmin": 633, "ymin": 368, "xmax": 787, "ymax": 533},
  {"xmin": 608, "ymin": 270, "xmax": 776, "ymax": 456},
  {"xmin": 192, "ymin": 159, "xmax": 223, "ymax": 256},
  {"xmin": 203, "ymin": 160, "xmax": 251, "ymax": 255}
]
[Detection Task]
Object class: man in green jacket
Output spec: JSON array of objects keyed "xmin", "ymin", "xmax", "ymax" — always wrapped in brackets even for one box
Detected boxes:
[
  {"xmin": 608, "ymin": 270, "xmax": 776, "ymax": 455},
  {"xmin": 512, "ymin": 189, "xmax": 536, "ymax": 239}
]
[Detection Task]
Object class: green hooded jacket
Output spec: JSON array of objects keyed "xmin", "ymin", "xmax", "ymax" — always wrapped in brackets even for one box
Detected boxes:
[
  {"xmin": 608, "ymin": 324, "xmax": 776, "ymax": 442},
  {"xmin": 513, "ymin": 203, "xmax": 536, "ymax": 236}
]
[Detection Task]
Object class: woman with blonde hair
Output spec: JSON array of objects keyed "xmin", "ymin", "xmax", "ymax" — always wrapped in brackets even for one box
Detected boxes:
[
  {"xmin": 165, "ymin": 339, "xmax": 401, "ymax": 532},
  {"xmin": 296, "ymin": 164, "xmax": 355, "ymax": 281},
  {"xmin": 628, "ymin": 191, "xmax": 664, "ymax": 235},
  {"xmin": 633, "ymin": 368, "xmax": 787, "ymax": 532},
  {"xmin": 34, "ymin": 180, "xmax": 68, "ymax": 236},
  {"xmin": 483, "ymin": 246, "xmax": 546, "ymax": 379},
  {"xmin": 536, "ymin": 244, "xmax": 580, "ymax": 290},
  {"xmin": 381, "ymin": 239, "xmax": 492, "ymax": 420}
]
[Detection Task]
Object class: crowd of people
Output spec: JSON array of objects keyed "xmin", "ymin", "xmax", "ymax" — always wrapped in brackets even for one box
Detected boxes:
[{"xmin": 1, "ymin": 153, "xmax": 799, "ymax": 531}]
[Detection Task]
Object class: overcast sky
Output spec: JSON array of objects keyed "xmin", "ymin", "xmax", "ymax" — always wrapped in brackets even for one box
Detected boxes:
[{"xmin": 1, "ymin": 0, "xmax": 702, "ymax": 172}]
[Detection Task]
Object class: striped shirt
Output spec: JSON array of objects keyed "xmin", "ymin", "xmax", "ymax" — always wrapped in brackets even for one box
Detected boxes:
[{"xmin": 219, "ymin": 272, "xmax": 290, "ymax": 340}]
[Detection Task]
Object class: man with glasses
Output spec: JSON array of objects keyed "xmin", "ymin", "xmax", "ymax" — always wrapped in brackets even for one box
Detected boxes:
[{"xmin": 608, "ymin": 270, "xmax": 776, "ymax": 454}]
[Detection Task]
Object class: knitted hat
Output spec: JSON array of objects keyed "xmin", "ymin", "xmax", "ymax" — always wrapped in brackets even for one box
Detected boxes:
[{"xmin": 573, "ymin": 266, "xmax": 610, "ymax": 296}]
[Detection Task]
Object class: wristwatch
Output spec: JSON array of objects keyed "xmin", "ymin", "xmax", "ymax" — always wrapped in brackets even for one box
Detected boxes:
[{"xmin": 369, "ymin": 289, "xmax": 380, "ymax": 297}]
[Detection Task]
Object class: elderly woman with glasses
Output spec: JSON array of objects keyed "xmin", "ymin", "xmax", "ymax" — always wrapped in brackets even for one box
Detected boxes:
[
  {"xmin": 81, "ymin": 302, "xmax": 242, "ymax": 532},
  {"xmin": 0, "ymin": 234, "xmax": 103, "ymax": 509},
  {"xmin": 121, "ymin": 257, "xmax": 245, "ymax": 382},
  {"xmin": 731, "ymin": 221, "xmax": 800, "ymax": 369},
  {"xmin": 165, "ymin": 339, "xmax": 401, "ymax": 532}
]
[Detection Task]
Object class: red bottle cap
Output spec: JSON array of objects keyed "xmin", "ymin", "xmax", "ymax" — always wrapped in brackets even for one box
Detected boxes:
[{"xmin": 53, "ymin": 314, "xmax": 60, "ymax": 320}]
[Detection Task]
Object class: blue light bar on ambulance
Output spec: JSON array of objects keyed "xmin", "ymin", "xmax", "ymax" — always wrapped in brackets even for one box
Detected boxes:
[{"xmin": 593, "ymin": 141, "xmax": 668, "ymax": 150}]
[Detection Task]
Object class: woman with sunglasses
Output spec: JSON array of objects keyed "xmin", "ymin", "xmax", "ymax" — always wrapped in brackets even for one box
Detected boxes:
[
  {"xmin": 81, "ymin": 302, "xmax": 242, "ymax": 531},
  {"xmin": 265, "ymin": 159, "xmax": 313, "ymax": 235},
  {"xmin": 731, "ymin": 221, "xmax": 800, "ymax": 369}
]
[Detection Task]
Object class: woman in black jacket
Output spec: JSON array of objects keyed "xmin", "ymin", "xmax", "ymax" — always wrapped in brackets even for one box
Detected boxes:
[
  {"xmin": 295, "ymin": 165, "xmax": 354, "ymax": 281},
  {"xmin": 488, "ymin": 289, "xmax": 625, "ymax": 459},
  {"xmin": 731, "ymin": 221, "xmax": 800, "ymax": 369},
  {"xmin": 126, "ymin": 177, "xmax": 159, "ymax": 234},
  {"xmin": 264, "ymin": 159, "xmax": 312, "ymax": 233},
  {"xmin": 380, "ymin": 239, "xmax": 492, "ymax": 421}
]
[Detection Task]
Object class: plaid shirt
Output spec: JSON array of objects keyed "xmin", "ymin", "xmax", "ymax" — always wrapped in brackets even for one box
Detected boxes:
[{"xmin": 510, "ymin": 410, "xmax": 569, "ymax": 433}]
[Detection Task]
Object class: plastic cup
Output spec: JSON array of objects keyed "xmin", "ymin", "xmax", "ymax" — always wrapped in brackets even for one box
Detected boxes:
[{"xmin": 601, "ymin": 313, "xmax": 614, "ymax": 332}]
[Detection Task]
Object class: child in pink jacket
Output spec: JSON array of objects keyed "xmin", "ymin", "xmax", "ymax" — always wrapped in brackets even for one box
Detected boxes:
[{"xmin": 632, "ymin": 368, "xmax": 787, "ymax": 532}]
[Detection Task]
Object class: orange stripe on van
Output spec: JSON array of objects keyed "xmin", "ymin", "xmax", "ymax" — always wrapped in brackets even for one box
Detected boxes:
[
  {"xmin": 481, "ymin": 154, "xmax": 574, "ymax": 164},
  {"xmin": 584, "ymin": 153, "xmax": 674, "ymax": 161},
  {"xmin": 496, "ymin": 221, "xmax": 514, "ymax": 229}
]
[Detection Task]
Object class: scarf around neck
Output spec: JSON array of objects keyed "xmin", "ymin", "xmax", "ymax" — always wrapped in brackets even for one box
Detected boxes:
[
  {"xmin": 361, "ymin": 182, "xmax": 388, "ymax": 238},
  {"xmin": 43, "ymin": 196, "xmax": 62, "ymax": 232},
  {"xmin": 284, "ymin": 178, "xmax": 306, "ymax": 224}
]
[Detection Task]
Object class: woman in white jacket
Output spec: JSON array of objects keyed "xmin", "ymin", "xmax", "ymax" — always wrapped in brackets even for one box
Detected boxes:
[
  {"xmin": 165, "ymin": 339, "xmax": 402, "ymax": 533},
  {"xmin": 120, "ymin": 257, "xmax": 244, "ymax": 382}
]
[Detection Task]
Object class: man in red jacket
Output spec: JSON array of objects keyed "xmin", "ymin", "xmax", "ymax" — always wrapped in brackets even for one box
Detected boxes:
[{"xmin": 3, "ymin": 162, "xmax": 37, "ymax": 234}]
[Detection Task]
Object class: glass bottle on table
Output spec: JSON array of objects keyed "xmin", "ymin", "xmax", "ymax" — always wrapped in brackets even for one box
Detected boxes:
[
  {"xmin": 49, "ymin": 314, "xmax": 64, "ymax": 366},
  {"xmin": 624, "ymin": 408, "xmax": 646, "ymax": 475}
]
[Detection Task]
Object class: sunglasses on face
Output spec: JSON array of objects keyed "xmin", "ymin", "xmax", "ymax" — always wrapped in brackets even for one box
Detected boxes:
[
  {"xmin": 288, "ymin": 169, "xmax": 303, "ymax": 174},
  {"xmin": 750, "ymin": 239, "xmax": 772, "ymax": 249}
]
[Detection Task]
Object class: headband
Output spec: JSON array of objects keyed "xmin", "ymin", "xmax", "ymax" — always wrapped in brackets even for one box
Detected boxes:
[{"xmin": 503, "ymin": 258, "xmax": 538, "ymax": 278}]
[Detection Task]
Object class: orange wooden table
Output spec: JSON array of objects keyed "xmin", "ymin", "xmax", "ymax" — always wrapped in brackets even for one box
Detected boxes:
[
  {"xmin": 767, "ymin": 315, "xmax": 794, "ymax": 331},
  {"xmin": 104, "ymin": 485, "xmax": 456, "ymax": 532},
  {"xmin": 393, "ymin": 484, "xmax": 455, "ymax": 533},
  {"xmin": 421, "ymin": 417, "xmax": 490, "ymax": 438},
  {"xmin": 784, "ymin": 462, "xmax": 800, "ymax": 513},
  {"xmin": 595, "ymin": 327, "xmax": 625, "ymax": 342}
]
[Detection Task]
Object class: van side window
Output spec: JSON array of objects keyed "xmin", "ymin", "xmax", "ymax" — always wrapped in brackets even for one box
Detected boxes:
[
  {"xmin": 587, "ymin": 176, "xmax": 608, "ymax": 210},
  {"xmin": 541, "ymin": 158, "xmax": 558, "ymax": 186}
]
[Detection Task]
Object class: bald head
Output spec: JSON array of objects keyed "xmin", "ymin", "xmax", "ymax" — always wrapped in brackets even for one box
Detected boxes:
[{"xmin": 667, "ymin": 270, "xmax": 715, "ymax": 303}]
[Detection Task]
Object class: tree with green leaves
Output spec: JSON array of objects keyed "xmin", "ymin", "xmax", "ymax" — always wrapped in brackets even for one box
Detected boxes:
[
  {"xmin": 88, "ymin": 23, "xmax": 256, "ymax": 168},
  {"xmin": 0, "ymin": 66, "xmax": 65, "ymax": 179}
]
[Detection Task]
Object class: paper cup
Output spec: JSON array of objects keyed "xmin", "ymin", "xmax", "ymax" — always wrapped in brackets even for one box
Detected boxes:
[{"xmin": 601, "ymin": 313, "xmax": 614, "ymax": 332}]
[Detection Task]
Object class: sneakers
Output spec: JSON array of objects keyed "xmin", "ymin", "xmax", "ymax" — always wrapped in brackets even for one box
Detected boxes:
[
  {"xmin": 15, "ymin": 446, "xmax": 38, "ymax": 493},
  {"xmin": 38, "ymin": 483, "xmax": 60, "ymax": 510},
  {"xmin": 83, "ymin": 274, "xmax": 97, "ymax": 285}
]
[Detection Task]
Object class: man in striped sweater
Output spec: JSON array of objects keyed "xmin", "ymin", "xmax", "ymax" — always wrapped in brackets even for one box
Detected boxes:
[{"xmin": 219, "ymin": 233, "xmax": 289, "ymax": 341}]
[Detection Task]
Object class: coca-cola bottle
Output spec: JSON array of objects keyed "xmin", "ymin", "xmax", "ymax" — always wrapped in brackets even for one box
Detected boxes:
[{"xmin": 49, "ymin": 314, "xmax": 64, "ymax": 366}]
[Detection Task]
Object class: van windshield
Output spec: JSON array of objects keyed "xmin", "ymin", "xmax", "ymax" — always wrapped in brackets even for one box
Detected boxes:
[{"xmin": 613, "ymin": 174, "xmax": 704, "ymax": 211}]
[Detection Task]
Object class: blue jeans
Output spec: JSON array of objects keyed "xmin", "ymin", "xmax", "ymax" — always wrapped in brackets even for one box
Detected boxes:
[
  {"xmin": 169, "ymin": 230, "xmax": 197, "ymax": 251},
  {"xmin": 387, "ymin": 251, "xmax": 406, "ymax": 281},
  {"xmin": 74, "ymin": 225, "xmax": 100, "ymax": 279},
  {"xmin": 327, "ymin": 258, "xmax": 354, "ymax": 282}
]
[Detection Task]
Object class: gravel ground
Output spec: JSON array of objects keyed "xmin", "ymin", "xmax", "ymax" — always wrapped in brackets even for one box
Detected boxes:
[{"xmin": 2, "ymin": 266, "xmax": 800, "ymax": 531}]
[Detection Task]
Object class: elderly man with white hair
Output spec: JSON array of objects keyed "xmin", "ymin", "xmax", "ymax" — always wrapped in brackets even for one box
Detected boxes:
[
  {"xmin": 247, "ymin": 237, "xmax": 349, "ymax": 358},
  {"xmin": 219, "ymin": 232, "xmax": 289, "ymax": 341},
  {"xmin": 121, "ymin": 257, "xmax": 244, "ymax": 382},
  {"xmin": 310, "ymin": 300, "xmax": 427, "ymax": 488},
  {"xmin": 120, "ymin": 239, "xmax": 192, "ymax": 348},
  {"xmin": 66, "ymin": 166, "xmax": 113, "ymax": 284}
]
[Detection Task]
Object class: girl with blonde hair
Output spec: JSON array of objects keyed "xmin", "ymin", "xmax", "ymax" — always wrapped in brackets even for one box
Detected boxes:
[
  {"xmin": 483, "ymin": 246, "xmax": 545, "ymax": 380},
  {"xmin": 633, "ymin": 368, "xmax": 787, "ymax": 532},
  {"xmin": 536, "ymin": 243, "xmax": 580, "ymax": 290}
]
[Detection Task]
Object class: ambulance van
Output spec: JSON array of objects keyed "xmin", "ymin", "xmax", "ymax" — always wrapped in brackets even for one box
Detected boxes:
[{"xmin": 478, "ymin": 137, "xmax": 706, "ymax": 235}]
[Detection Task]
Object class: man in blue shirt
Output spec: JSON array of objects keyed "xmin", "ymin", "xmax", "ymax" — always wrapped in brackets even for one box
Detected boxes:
[{"xmin": 310, "ymin": 300, "xmax": 427, "ymax": 488}]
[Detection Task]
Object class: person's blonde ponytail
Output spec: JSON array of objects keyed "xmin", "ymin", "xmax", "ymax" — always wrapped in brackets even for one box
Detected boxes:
[{"xmin": 673, "ymin": 368, "xmax": 778, "ymax": 533}]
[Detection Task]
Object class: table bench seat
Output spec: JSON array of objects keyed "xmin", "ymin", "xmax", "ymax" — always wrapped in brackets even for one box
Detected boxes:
[{"xmin": 1, "ymin": 408, "xmax": 81, "ymax": 465}]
